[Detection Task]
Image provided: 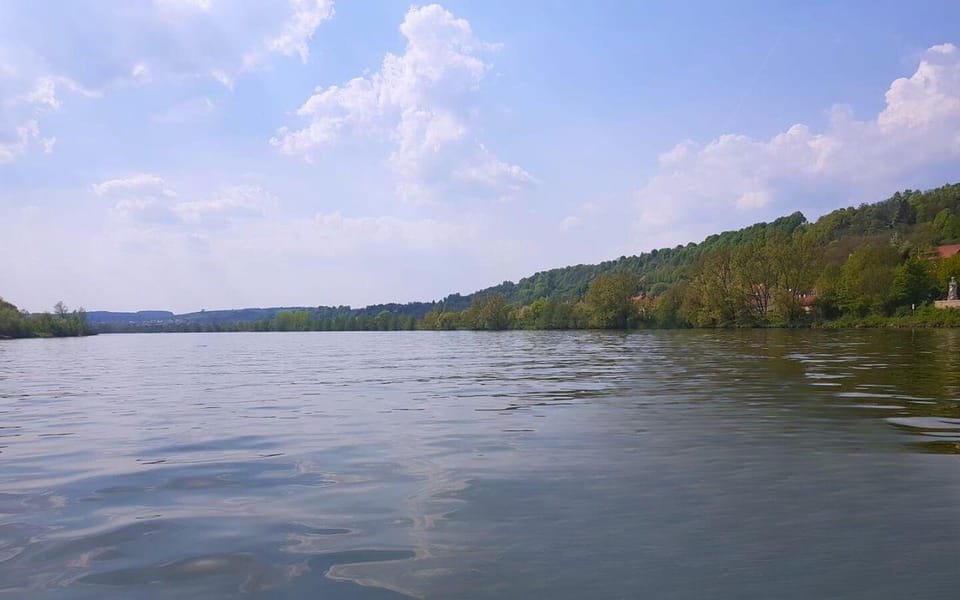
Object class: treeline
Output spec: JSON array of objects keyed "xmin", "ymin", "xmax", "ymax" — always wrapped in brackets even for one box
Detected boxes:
[
  {"xmin": 90, "ymin": 301, "xmax": 461, "ymax": 331},
  {"xmin": 88, "ymin": 181, "xmax": 960, "ymax": 333},
  {"xmin": 258, "ymin": 309, "xmax": 419, "ymax": 332},
  {"xmin": 0, "ymin": 299, "xmax": 94, "ymax": 338}
]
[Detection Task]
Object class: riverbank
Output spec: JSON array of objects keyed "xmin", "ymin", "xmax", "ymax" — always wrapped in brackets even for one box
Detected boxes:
[{"xmin": 0, "ymin": 298, "xmax": 94, "ymax": 339}]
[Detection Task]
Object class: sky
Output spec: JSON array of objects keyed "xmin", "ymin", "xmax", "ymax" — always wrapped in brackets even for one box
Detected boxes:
[{"xmin": 2, "ymin": 1, "xmax": 960, "ymax": 313}]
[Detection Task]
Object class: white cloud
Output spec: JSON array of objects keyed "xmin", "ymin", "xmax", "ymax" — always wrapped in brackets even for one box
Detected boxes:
[
  {"xmin": 21, "ymin": 1, "xmax": 336, "ymax": 92},
  {"xmin": 0, "ymin": 120, "xmax": 56, "ymax": 164},
  {"xmin": 272, "ymin": 4, "xmax": 534, "ymax": 204},
  {"xmin": 210, "ymin": 69, "xmax": 234, "ymax": 89},
  {"xmin": 172, "ymin": 185, "xmax": 277, "ymax": 224},
  {"xmin": 635, "ymin": 43, "xmax": 960, "ymax": 245},
  {"xmin": 153, "ymin": 0, "xmax": 213, "ymax": 11},
  {"xmin": 92, "ymin": 173, "xmax": 170, "ymax": 196},
  {"xmin": 263, "ymin": 0, "xmax": 335, "ymax": 63},
  {"xmin": 560, "ymin": 215, "xmax": 583, "ymax": 233},
  {"xmin": 239, "ymin": 0, "xmax": 337, "ymax": 76},
  {"xmin": 23, "ymin": 76, "xmax": 102, "ymax": 110},
  {"xmin": 152, "ymin": 96, "xmax": 216, "ymax": 124},
  {"xmin": 131, "ymin": 63, "xmax": 151, "ymax": 81},
  {"xmin": 0, "ymin": 75, "xmax": 101, "ymax": 163},
  {"xmin": 292, "ymin": 210, "xmax": 479, "ymax": 256},
  {"xmin": 97, "ymin": 176, "xmax": 276, "ymax": 228}
]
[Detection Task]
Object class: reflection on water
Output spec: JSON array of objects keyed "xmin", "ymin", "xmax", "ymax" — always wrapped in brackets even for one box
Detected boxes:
[{"xmin": 1, "ymin": 330, "xmax": 958, "ymax": 598}]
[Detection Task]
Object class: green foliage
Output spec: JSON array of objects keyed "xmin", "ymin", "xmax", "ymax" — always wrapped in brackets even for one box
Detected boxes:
[
  {"xmin": 0, "ymin": 298, "xmax": 93, "ymax": 339},
  {"xmin": 584, "ymin": 271, "xmax": 640, "ymax": 329},
  {"xmin": 464, "ymin": 294, "xmax": 512, "ymax": 330},
  {"xmin": 935, "ymin": 255, "xmax": 960, "ymax": 290},
  {"xmin": 0, "ymin": 298, "xmax": 28, "ymax": 338},
  {"xmin": 934, "ymin": 208, "xmax": 960, "ymax": 242},
  {"xmin": 889, "ymin": 259, "xmax": 938, "ymax": 308},
  {"xmin": 836, "ymin": 245, "xmax": 901, "ymax": 316}
]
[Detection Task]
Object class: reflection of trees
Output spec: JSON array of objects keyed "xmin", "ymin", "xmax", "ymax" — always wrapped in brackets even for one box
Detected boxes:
[{"xmin": 658, "ymin": 330, "xmax": 960, "ymax": 453}]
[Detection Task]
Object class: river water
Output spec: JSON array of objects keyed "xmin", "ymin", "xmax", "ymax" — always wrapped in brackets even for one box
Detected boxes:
[{"xmin": 1, "ymin": 330, "xmax": 958, "ymax": 598}]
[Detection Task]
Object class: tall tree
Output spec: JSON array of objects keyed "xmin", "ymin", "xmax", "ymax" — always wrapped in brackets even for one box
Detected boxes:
[{"xmin": 585, "ymin": 271, "xmax": 640, "ymax": 329}]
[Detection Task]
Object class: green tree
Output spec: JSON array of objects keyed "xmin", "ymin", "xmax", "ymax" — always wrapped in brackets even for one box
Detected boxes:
[
  {"xmin": 934, "ymin": 254, "xmax": 960, "ymax": 298},
  {"xmin": 836, "ymin": 245, "xmax": 900, "ymax": 316},
  {"xmin": 681, "ymin": 250, "xmax": 754, "ymax": 327},
  {"xmin": 889, "ymin": 258, "xmax": 938, "ymax": 308},
  {"xmin": 522, "ymin": 297, "xmax": 553, "ymax": 329},
  {"xmin": 584, "ymin": 271, "xmax": 640, "ymax": 329},
  {"xmin": 933, "ymin": 208, "xmax": 960, "ymax": 242},
  {"xmin": 732, "ymin": 242, "xmax": 776, "ymax": 318},
  {"xmin": 0, "ymin": 298, "xmax": 27, "ymax": 338},
  {"xmin": 465, "ymin": 293, "xmax": 512, "ymax": 330}
]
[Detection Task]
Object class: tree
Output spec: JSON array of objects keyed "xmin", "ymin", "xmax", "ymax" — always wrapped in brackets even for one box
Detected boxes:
[
  {"xmin": 681, "ymin": 250, "xmax": 754, "ymax": 327},
  {"xmin": 0, "ymin": 297, "xmax": 27, "ymax": 338},
  {"xmin": 374, "ymin": 310, "xmax": 397, "ymax": 331},
  {"xmin": 732, "ymin": 242, "xmax": 776, "ymax": 317},
  {"xmin": 889, "ymin": 258, "xmax": 938, "ymax": 308},
  {"xmin": 934, "ymin": 254, "xmax": 960, "ymax": 298},
  {"xmin": 934, "ymin": 208, "xmax": 960, "ymax": 242},
  {"xmin": 836, "ymin": 245, "xmax": 900, "ymax": 316},
  {"xmin": 466, "ymin": 293, "xmax": 512, "ymax": 330},
  {"xmin": 584, "ymin": 271, "xmax": 640, "ymax": 329}
]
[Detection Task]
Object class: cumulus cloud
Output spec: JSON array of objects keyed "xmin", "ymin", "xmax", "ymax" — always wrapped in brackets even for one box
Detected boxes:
[
  {"xmin": 272, "ymin": 4, "xmax": 534, "ymax": 204},
  {"xmin": 636, "ymin": 42, "xmax": 960, "ymax": 245}
]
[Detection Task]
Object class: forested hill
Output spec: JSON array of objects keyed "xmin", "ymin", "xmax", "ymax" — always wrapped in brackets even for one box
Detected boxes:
[
  {"xmin": 459, "ymin": 183, "xmax": 960, "ymax": 307},
  {"xmin": 462, "ymin": 211, "xmax": 809, "ymax": 306}
]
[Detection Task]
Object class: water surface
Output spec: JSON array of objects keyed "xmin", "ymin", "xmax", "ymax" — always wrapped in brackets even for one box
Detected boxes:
[{"xmin": 1, "ymin": 330, "xmax": 958, "ymax": 598}]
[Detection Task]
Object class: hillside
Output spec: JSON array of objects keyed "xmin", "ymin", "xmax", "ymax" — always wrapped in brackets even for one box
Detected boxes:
[{"xmin": 464, "ymin": 183, "xmax": 960, "ymax": 306}]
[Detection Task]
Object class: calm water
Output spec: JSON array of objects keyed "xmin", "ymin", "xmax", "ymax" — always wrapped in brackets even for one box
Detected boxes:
[{"xmin": 1, "ymin": 330, "xmax": 959, "ymax": 598}]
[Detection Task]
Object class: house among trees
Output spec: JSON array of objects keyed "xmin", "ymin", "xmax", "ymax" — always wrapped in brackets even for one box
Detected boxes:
[{"xmin": 935, "ymin": 244, "xmax": 960, "ymax": 259}]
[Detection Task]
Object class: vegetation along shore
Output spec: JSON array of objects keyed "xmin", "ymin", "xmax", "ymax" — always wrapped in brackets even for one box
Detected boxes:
[
  {"xmin": 0, "ymin": 299, "xmax": 93, "ymax": 339},
  {"xmin": 8, "ymin": 183, "xmax": 960, "ymax": 336}
]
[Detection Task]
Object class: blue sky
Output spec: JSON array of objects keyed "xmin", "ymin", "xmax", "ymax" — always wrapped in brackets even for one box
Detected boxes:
[{"xmin": 2, "ymin": 1, "xmax": 959, "ymax": 313}]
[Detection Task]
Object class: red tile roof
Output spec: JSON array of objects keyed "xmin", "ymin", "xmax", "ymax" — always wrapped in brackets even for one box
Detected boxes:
[{"xmin": 937, "ymin": 244, "xmax": 960, "ymax": 259}]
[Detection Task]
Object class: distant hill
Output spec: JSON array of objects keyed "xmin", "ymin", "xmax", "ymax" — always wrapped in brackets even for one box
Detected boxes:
[
  {"xmin": 88, "ymin": 303, "xmax": 442, "ymax": 330},
  {"xmin": 85, "ymin": 310, "xmax": 176, "ymax": 325}
]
